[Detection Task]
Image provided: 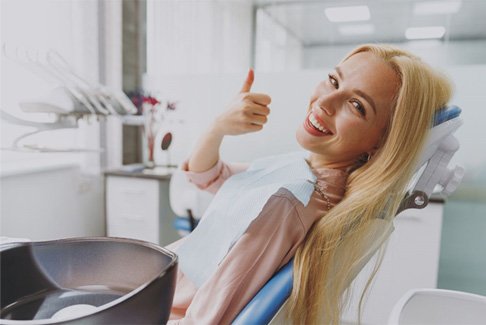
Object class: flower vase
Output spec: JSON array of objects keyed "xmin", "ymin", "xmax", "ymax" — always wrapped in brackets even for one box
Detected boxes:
[{"xmin": 143, "ymin": 103, "xmax": 162, "ymax": 168}]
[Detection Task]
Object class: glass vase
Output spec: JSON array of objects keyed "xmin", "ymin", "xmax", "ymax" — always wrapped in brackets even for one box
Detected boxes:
[{"xmin": 142, "ymin": 103, "xmax": 162, "ymax": 168}]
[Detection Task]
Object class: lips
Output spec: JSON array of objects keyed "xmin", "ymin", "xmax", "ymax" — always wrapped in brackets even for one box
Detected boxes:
[{"xmin": 303, "ymin": 111, "xmax": 333, "ymax": 137}]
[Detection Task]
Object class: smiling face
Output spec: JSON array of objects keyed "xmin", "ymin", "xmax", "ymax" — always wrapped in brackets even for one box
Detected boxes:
[{"xmin": 296, "ymin": 51, "xmax": 400, "ymax": 170}]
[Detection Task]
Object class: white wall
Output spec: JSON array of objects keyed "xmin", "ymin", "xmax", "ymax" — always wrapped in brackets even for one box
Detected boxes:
[
  {"xmin": 0, "ymin": 0, "xmax": 109, "ymax": 240},
  {"xmin": 446, "ymin": 64, "xmax": 486, "ymax": 177},
  {"xmin": 146, "ymin": 0, "xmax": 253, "ymax": 75},
  {"xmin": 255, "ymin": 6, "xmax": 303, "ymax": 71}
]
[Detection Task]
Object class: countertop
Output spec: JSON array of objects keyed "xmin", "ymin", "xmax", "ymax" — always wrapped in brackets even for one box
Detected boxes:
[{"xmin": 104, "ymin": 164, "xmax": 177, "ymax": 181}]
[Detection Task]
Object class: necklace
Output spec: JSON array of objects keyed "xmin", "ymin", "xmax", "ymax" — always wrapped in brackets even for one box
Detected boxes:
[{"xmin": 308, "ymin": 180, "xmax": 332, "ymax": 211}]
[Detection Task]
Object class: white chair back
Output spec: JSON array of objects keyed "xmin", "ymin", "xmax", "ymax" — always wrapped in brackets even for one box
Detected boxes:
[{"xmin": 169, "ymin": 169, "xmax": 213, "ymax": 225}]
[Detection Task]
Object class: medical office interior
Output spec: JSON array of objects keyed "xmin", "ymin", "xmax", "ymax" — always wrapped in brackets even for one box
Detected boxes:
[{"xmin": 1, "ymin": 0, "xmax": 486, "ymax": 324}]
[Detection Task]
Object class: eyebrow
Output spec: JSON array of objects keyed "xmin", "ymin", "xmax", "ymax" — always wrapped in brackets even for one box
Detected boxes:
[{"xmin": 335, "ymin": 66, "xmax": 377, "ymax": 116}]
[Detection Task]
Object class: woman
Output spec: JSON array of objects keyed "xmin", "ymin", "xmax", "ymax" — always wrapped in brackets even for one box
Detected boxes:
[{"xmin": 167, "ymin": 44, "xmax": 452, "ymax": 324}]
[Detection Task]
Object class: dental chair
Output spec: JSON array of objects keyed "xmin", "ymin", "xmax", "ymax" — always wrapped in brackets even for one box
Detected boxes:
[{"xmin": 169, "ymin": 106, "xmax": 464, "ymax": 324}]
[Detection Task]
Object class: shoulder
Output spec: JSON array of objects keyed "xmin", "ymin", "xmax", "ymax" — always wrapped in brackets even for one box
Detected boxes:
[{"xmin": 255, "ymin": 188, "xmax": 307, "ymax": 233}]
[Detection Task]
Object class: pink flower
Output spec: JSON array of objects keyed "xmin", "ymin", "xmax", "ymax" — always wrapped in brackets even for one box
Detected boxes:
[{"xmin": 143, "ymin": 96, "xmax": 161, "ymax": 106}]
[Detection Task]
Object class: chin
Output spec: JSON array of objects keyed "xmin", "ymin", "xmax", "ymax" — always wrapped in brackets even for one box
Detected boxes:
[{"xmin": 295, "ymin": 128, "xmax": 316, "ymax": 152}]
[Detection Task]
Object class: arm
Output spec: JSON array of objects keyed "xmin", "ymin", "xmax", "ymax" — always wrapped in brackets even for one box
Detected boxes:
[
  {"xmin": 187, "ymin": 69, "xmax": 271, "ymax": 173},
  {"xmin": 168, "ymin": 193, "xmax": 306, "ymax": 325},
  {"xmin": 181, "ymin": 159, "xmax": 249, "ymax": 194}
]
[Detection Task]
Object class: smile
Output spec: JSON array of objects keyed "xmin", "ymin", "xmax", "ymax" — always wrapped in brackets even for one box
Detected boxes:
[{"xmin": 303, "ymin": 112, "xmax": 333, "ymax": 137}]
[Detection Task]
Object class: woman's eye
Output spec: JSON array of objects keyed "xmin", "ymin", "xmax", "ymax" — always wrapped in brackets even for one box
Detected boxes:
[
  {"xmin": 328, "ymin": 74, "xmax": 339, "ymax": 89},
  {"xmin": 351, "ymin": 100, "xmax": 366, "ymax": 117}
]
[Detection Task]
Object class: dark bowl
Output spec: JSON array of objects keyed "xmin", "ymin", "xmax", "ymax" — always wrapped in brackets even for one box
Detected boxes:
[{"xmin": 0, "ymin": 237, "xmax": 177, "ymax": 324}]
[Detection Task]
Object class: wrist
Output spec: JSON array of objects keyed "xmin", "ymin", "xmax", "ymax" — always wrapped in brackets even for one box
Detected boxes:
[{"xmin": 207, "ymin": 123, "xmax": 226, "ymax": 139}]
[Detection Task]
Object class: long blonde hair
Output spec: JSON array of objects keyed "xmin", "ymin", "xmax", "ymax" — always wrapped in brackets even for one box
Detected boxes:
[{"xmin": 289, "ymin": 44, "xmax": 453, "ymax": 324}]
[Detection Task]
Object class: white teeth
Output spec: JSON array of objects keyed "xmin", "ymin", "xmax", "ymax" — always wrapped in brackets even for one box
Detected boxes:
[{"xmin": 309, "ymin": 115, "xmax": 330, "ymax": 134}]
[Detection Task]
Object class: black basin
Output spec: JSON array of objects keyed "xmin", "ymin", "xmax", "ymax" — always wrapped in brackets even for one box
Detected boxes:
[{"xmin": 0, "ymin": 237, "xmax": 177, "ymax": 324}]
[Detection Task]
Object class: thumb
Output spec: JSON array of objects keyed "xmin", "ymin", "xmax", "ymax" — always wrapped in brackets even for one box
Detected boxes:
[{"xmin": 240, "ymin": 68, "xmax": 254, "ymax": 93}]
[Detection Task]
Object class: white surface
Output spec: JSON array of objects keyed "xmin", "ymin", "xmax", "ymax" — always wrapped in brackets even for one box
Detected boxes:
[
  {"xmin": 388, "ymin": 288, "xmax": 486, "ymax": 325},
  {"xmin": 51, "ymin": 304, "xmax": 98, "ymax": 320}
]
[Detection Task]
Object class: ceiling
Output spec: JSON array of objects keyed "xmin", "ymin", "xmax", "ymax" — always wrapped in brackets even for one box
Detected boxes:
[{"xmin": 255, "ymin": 0, "xmax": 486, "ymax": 47}]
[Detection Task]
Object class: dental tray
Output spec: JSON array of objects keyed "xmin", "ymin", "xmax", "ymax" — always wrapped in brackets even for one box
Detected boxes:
[{"xmin": 0, "ymin": 237, "xmax": 177, "ymax": 324}]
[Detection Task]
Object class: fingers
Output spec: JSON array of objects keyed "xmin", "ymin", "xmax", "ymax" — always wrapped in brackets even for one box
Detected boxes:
[
  {"xmin": 248, "ymin": 114, "xmax": 268, "ymax": 126},
  {"xmin": 240, "ymin": 68, "xmax": 254, "ymax": 93},
  {"xmin": 249, "ymin": 103, "xmax": 270, "ymax": 116},
  {"xmin": 247, "ymin": 123, "xmax": 264, "ymax": 132},
  {"xmin": 241, "ymin": 92, "xmax": 271, "ymax": 106},
  {"xmin": 242, "ymin": 104, "xmax": 269, "ymax": 127}
]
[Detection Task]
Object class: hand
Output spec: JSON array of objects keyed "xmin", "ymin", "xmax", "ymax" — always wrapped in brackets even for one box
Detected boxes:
[{"xmin": 211, "ymin": 69, "xmax": 271, "ymax": 136}]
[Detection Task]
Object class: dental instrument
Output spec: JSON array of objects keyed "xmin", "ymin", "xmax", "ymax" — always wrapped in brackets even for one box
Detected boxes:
[{"xmin": 1, "ymin": 44, "xmax": 138, "ymax": 153}]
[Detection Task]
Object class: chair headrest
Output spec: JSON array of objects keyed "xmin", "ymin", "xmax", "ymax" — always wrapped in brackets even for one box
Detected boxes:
[
  {"xmin": 416, "ymin": 105, "xmax": 463, "ymax": 170},
  {"xmin": 433, "ymin": 105, "xmax": 461, "ymax": 126}
]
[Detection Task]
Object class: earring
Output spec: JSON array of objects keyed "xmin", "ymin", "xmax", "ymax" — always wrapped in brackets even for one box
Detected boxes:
[{"xmin": 359, "ymin": 153, "xmax": 371, "ymax": 164}]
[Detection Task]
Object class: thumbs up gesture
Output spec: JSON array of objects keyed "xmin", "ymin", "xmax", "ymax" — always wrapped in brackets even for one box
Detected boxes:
[{"xmin": 212, "ymin": 69, "xmax": 272, "ymax": 136}]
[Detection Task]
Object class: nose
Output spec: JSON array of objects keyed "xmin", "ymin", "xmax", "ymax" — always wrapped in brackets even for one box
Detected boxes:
[{"xmin": 315, "ymin": 95, "xmax": 336, "ymax": 116}]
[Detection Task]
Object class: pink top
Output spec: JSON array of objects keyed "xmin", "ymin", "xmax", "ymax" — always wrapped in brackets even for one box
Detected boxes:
[{"xmin": 166, "ymin": 159, "xmax": 348, "ymax": 325}]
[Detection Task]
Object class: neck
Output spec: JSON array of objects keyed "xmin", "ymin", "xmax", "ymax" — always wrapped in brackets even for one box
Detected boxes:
[{"xmin": 307, "ymin": 153, "xmax": 356, "ymax": 171}]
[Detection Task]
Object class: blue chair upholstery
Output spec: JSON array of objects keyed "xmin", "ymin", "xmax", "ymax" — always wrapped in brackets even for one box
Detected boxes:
[
  {"xmin": 173, "ymin": 216, "xmax": 198, "ymax": 233},
  {"xmin": 232, "ymin": 260, "xmax": 293, "ymax": 325},
  {"xmin": 433, "ymin": 105, "xmax": 461, "ymax": 126}
]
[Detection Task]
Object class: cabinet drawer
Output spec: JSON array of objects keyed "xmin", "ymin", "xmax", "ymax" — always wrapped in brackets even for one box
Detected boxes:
[{"xmin": 106, "ymin": 176, "xmax": 159, "ymax": 243}]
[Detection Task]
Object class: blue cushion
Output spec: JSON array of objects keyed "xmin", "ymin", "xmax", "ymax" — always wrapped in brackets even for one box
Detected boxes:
[
  {"xmin": 173, "ymin": 216, "xmax": 199, "ymax": 232},
  {"xmin": 232, "ymin": 259, "xmax": 293, "ymax": 325},
  {"xmin": 433, "ymin": 105, "xmax": 461, "ymax": 126}
]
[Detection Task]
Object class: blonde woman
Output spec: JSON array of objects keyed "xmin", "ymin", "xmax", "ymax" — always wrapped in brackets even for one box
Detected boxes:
[{"xmin": 166, "ymin": 44, "xmax": 452, "ymax": 324}]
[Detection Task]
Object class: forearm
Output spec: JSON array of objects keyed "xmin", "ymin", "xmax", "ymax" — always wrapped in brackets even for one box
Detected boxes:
[{"xmin": 187, "ymin": 125, "xmax": 224, "ymax": 173}]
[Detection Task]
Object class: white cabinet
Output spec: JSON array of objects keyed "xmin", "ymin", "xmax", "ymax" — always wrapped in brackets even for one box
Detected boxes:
[
  {"xmin": 342, "ymin": 202, "xmax": 444, "ymax": 325},
  {"xmin": 105, "ymin": 174, "xmax": 179, "ymax": 246}
]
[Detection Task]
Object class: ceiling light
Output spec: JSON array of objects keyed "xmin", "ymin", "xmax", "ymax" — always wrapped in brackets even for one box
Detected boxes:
[
  {"xmin": 414, "ymin": 1, "xmax": 462, "ymax": 15},
  {"xmin": 325, "ymin": 6, "xmax": 370, "ymax": 22},
  {"xmin": 405, "ymin": 26, "xmax": 446, "ymax": 40},
  {"xmin": 338, "ymin": 24, "xmax": 375, "ymax": 36}
]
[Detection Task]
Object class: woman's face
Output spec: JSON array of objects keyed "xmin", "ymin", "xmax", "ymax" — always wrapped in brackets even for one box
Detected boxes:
[{"xmin": 296, "ymin": 51, "xmax": 400, "ymax": 170}]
